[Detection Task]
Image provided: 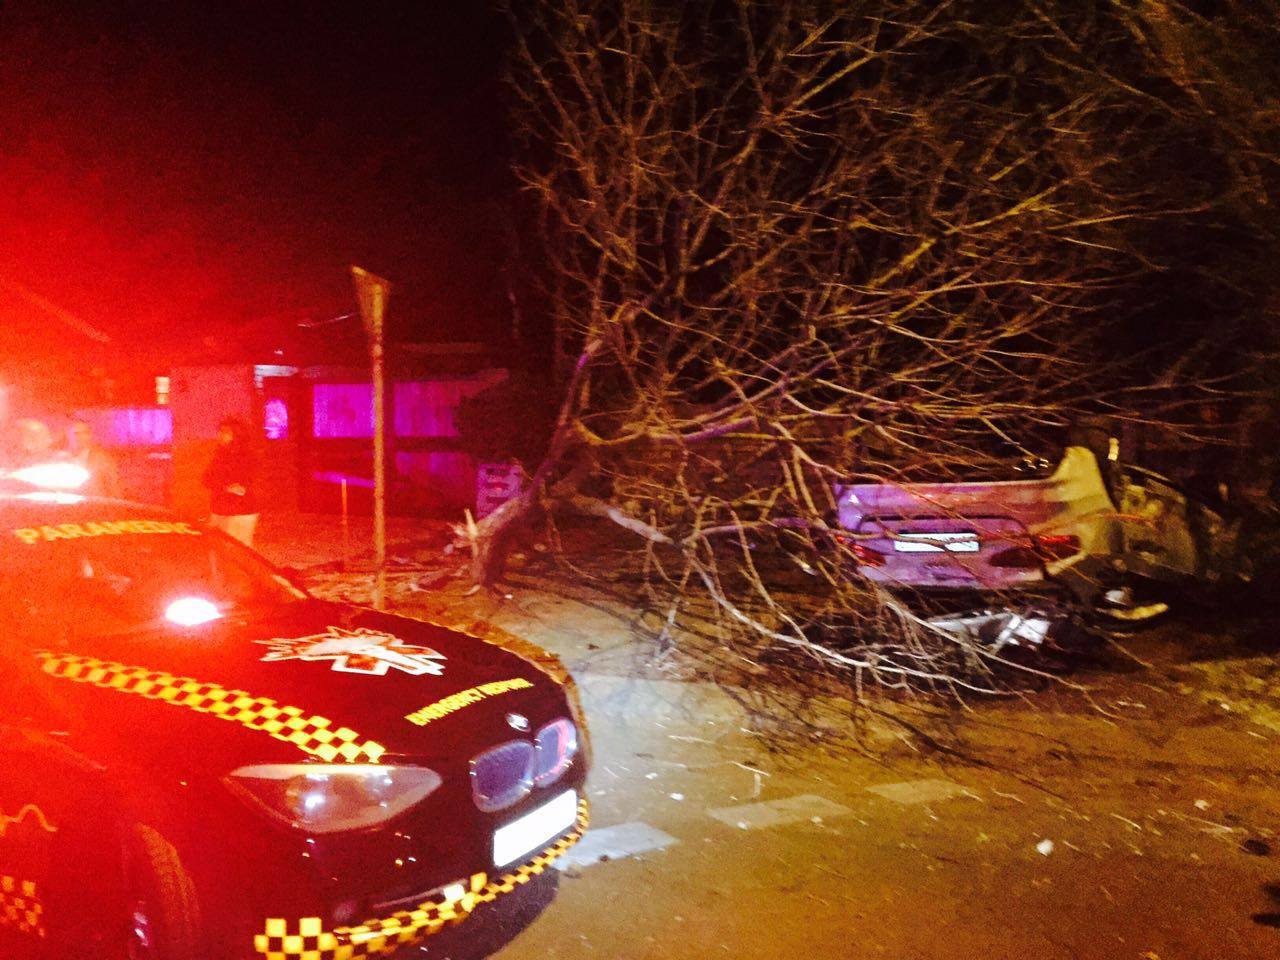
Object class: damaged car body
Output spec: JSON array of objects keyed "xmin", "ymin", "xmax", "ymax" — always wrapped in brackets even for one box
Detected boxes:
[{"xmin": 833, "ymin": 442, "xmax": 1248, "ymax": 651}]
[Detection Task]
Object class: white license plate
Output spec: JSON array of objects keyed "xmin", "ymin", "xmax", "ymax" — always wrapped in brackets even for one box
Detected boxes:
[
  {"xmin": 892, "ymin": 532, "xmax": 979, "ymax": 553},
  {"xmin": 492, "ymin": 789, "xmax": 578, "ymax": 868}
]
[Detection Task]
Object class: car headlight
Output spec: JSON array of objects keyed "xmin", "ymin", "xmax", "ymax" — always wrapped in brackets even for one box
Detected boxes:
[{"xmin": 225, "ymin": 764, "xmax": 441, "ymax": 834}]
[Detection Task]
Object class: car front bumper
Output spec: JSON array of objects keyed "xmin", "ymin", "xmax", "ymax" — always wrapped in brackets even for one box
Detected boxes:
[{"xmin": 250, "ymin": 798, "xmax": 588, "ymax": 960}]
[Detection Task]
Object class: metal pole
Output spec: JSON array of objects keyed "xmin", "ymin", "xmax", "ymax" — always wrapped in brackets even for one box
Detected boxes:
[
  {"xmin": 370, "ymin": 312, "xmax": 387, "ymax": 610},
  {"xmin": 351, "ymin": 266, "xmax": 391, "ymax": 611},
  {"xmin": 340, "ymin": 477, "xmax": 350, "ymax": 571}
]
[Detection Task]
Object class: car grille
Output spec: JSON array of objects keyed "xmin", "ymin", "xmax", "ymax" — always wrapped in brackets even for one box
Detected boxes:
[
  {"xmin": 470, "ymin": 740, "xmax": 535, "ymax": 812},
  {"xmin": 471, "ymin": 719, "xmax": 579, "ymax": 812},
  {"xmin": 533, "ymin": 718, "xmax": 577, "ymax": 786}
]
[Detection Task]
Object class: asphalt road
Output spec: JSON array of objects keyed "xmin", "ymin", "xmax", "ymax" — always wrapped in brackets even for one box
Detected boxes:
[
  {"xmin": 447, "ymin": 593, "xmax": 1277, "ymax": 960},
  {"xmin": 482, "ymin": 670, "xmax": 1279, "ymax": 959},
  {"xmin": 261, "ymin": 518, "xmax": 1280, "ymax": 960}
]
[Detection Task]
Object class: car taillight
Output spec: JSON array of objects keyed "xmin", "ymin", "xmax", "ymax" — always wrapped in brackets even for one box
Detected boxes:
[
  {"xmin": 852, "ymin": 543, "xmax": 886, "ymax": 567},
  {"xmin": 1033, "ymin": 534, "xmax": 1081, "ymax": 561},
  {"xmin": 989, "ymin": 534, "xmax": 1082, "ymax": 568},
  {"xmin": 830, "ymin": 532, "xmax": 886, "ymax": 567}
]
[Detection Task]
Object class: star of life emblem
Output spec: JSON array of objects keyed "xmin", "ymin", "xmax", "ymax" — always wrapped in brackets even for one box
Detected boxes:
[{"xmin": 257, "ymin": 626, "xmax": 447, "ymax": 677}]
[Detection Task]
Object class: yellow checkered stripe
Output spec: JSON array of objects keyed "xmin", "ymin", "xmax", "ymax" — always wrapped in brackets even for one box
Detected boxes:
[
  {"xmin": 0, "ymin": 875, "xmax": 44, "ymax": 939},
  {"xmin": 34, "ymin": 651, "xmax": 386, "ymax": 764},
  {"xmin": 254, "ymin": 799, "xmax": 589, "ymax": 960}
]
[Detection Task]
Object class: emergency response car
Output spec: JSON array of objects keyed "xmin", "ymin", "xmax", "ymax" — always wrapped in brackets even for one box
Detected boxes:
[{"xmin": 0, "ymin": 490, "xmax": 589, "ymax": 959}]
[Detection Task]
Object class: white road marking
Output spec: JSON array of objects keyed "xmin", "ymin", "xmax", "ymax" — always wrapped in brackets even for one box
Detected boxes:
[
  {"xmin": 555, "ymin": 821, "xmax": 678, "ymax": 870},
  {"xmin": 707, "ymin": 794, "xmax": 851, "ymax": 830},
  {"xmin": 864, "ymin": 778, "xmax": 973, "ymax": 805}
]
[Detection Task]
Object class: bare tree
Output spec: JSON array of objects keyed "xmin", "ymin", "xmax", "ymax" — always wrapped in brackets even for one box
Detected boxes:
[{"xmin": 472, "ymin": 0, "xmax": 1278, "ymax": 695}]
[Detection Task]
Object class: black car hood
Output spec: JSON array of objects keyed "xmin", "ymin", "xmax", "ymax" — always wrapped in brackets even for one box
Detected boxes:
[{"xmin": 38, "ymin": 600, "xmax": 571, "ymax": 771}]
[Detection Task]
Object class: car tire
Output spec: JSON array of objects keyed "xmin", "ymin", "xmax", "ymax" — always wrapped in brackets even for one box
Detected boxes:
[{"xmin": 125, "ymin": 825, "xmax": 203, "ymax": 960}]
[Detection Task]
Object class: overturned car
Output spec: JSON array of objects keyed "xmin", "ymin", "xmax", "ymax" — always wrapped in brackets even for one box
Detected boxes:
[{"xmin": 832, "ymin": 443, "xmax": 1250, "ymax": 650}]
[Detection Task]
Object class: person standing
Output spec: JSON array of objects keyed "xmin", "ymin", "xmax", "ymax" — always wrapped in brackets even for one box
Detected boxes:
[
  {"xmin": 201, "ymin": 417, "xmax": 260, "ymax": 546},
  {"xmin": 68, "ymin": 420, "xmax": 122, "ymax": 498},
  {"xmin": 13, "ymin": 418, "xmax": 57, "ymax": 467}
]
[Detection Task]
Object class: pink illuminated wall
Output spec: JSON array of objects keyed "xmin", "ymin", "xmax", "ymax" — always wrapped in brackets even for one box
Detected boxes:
[
  {"xmin": 309, "ymin": 372, "xmax": 508, "ymax": 511},
  {"xmin": 312, "ymin": 384, "xmax": 374, "ymax": 438},
  {"xmin": 312, "ymin": 377, "xmax": 504, "ymax": 439},
  {"xmin": 393, "ymin": 381, "xmax": 468, "ymax": 437},
  {"xmin": 75, "ymin": 407, "xmax": 173, "ymax": 446},
  {"xmin": 263, "ymin": 397, "xmax": 289, "ymax": 440}
]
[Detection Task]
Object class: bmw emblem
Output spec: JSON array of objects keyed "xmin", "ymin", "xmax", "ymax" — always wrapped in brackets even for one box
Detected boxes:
[{"xmin": 506, "ymin": 712, "xmax": 530, "ymax": 732}]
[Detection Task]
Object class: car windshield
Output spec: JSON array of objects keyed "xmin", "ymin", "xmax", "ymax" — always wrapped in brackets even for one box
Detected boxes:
[{"xmin": 0, "ymin": 516, "xmax": 304, "ymax": 641}]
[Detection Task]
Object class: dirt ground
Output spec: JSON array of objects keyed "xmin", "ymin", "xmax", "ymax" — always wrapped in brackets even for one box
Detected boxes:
[{"xmin": 258, "ymin": 515, "xmax": 1280, "ymax": 960}]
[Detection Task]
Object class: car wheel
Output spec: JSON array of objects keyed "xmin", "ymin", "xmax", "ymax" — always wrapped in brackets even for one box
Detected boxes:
[
  {"xmin": 125, "ymin": 826, "xmax": 202, "ymax": 960},
  {"xmin": 1088, "ymin": 581, "xmax": 1172, "ymax": 631}
]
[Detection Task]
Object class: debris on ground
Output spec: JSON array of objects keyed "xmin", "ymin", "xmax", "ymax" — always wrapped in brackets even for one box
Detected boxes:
[
  {"xmin": 864, "ymin": 779, "xmax": 973, "ymax": 806},
  {"xmin": 1240, "ymin": 838, "xmax": 1272, "ymax": 857}
]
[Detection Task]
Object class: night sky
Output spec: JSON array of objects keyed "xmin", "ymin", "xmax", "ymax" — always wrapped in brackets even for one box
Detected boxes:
[{"xmin": 0, "ymin": 1, "xmax": 513, "ymax": 398}]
